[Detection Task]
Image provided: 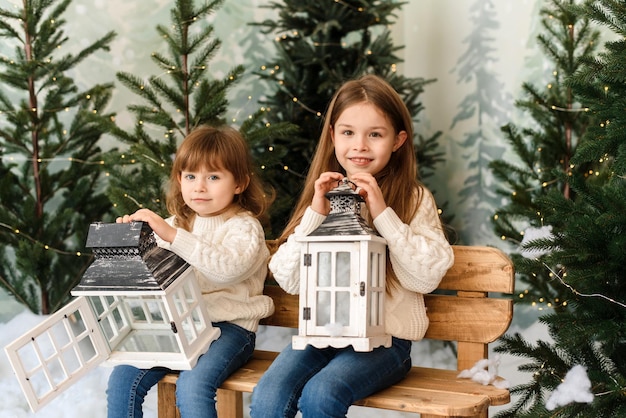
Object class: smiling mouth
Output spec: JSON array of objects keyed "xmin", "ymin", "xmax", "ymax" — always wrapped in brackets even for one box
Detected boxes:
[{"xmin": 349, "ymin": 157, "xmax": 372, "ymax": 164}]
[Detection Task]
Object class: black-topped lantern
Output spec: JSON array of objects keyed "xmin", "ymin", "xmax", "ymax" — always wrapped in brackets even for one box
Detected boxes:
[
  {"xmin": 293, "ymin": 178, "xmax": 391, "ymax": 352},
  {"xmin": 5, "ymin": 222, "xmax": 219, "ymax": 412}
]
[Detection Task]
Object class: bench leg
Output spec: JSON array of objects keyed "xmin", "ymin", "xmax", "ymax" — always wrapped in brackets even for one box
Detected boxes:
[
  {"xmin": 216, "ymin": 388, "xmax": 243, "ymax": 418},
  {"xmin": 157, "ymin": 379, "xmax": 181, "ymax": 418}
]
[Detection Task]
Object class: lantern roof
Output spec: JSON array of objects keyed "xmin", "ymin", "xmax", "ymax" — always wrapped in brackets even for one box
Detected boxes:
[
  {"xmin": 308, "ymin": 179, "xmax": 381, "ymax": 237},
  {"xmin": 73, "ymin": 222, "xmax": 190, "ymax": 293}
]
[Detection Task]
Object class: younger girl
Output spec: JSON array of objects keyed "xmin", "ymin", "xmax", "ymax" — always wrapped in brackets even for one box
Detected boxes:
[
  {"xmin": 250, "ymin": 75, "xmax": 454, "ymax": 418},
  {"xmin": 107, "ymin": 125, "xmax": 274, "ymax": 418}
]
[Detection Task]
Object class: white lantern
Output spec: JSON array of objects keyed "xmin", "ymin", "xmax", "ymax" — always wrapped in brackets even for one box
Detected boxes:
[
  {"xmin": 4, "ymin": 222, "xmax": 220, "ymax": 412},
  {"xmin": 293, "ymin": 178, "xmax": 390, "ymax": 352}
]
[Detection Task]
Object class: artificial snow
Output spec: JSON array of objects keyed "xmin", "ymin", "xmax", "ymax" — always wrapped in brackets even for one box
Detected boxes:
[
  {"xmin": 546, "ymin": 364, "xmax": 594, "ymax": 410},
  {"xmin": 458, "ymin": 355, "xmax": 510, "ymax": 389}
]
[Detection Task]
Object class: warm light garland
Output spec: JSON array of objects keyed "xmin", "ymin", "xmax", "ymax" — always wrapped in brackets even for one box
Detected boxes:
[
  {"xmin": 542, "ymin": 262, "xmax": 626, "ymax": 309},
  {"xmin": 0, "ymin": 222, "xmax": 89, "ymax": 257}
]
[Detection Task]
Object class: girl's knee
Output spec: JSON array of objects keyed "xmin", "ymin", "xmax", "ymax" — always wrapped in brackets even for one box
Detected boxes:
[{"xmin": 299, "ymin": 379, "xmax": 351, "ymax": 416}]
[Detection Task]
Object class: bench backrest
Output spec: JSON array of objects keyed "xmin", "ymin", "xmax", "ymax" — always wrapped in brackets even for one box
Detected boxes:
[{"xmin": 260, "ymin": 245, "xmax": 514, "ymax": 371}]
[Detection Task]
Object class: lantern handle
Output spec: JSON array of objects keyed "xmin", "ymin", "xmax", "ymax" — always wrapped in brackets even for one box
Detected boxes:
[{"xmin": 338, "ymin": 177, "xmax": 358, "ymax": 191}]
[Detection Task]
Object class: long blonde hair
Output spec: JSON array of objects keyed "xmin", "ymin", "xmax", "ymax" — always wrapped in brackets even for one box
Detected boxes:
[
  {"xmin": 166, "ymin": 125, "xmax": 273, "ymax": 231},
  {"xmin": 275, "ymin": 74, "xmax": 427, "ymax": 288}
]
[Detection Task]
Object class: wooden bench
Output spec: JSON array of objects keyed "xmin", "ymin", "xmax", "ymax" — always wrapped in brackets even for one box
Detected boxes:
[{"xmin": 157, "ymin": 245, "xmax": 514, "ymax": 418}]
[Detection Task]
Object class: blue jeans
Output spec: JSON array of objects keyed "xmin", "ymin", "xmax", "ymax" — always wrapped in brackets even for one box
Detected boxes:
[
  {"xmin": 249, "ymin": 337, "xmax": 412, "ymax": 418},
  {"xmin": 106, "ymin": 322, "xmax": 255, "ymax": 418}
]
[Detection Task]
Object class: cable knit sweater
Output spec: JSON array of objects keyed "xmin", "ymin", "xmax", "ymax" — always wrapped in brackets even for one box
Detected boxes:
[
  {"xmin": 156, "ymin": 211, "xmax": 274, "ymax": 332},
  {"xmin": 269, "ymin": 188, "xmax": 454, "ymax": 341}
]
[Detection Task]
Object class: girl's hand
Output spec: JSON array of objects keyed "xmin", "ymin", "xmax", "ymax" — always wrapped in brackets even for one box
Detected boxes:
[
  {"xmin": 350, "ymin": 173, "xmax": 387, "ymax": 219},
  {"xmin": 311, "ymin": 172, "xmax": 345, "ymax": 215},
  {"xmin": 116, "ymin": 209, "xmax": 177, "ymax": 243}
]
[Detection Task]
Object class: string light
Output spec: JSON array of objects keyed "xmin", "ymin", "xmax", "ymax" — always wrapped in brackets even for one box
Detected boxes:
[
  {"xmin": 0, "ymin": 222, "xmax": 89, "ymax": 257},
  {"xmin": 0, "ymin": 156, "xmax": 105, "ymax": 165},
  {"xmin": 542, "ymin": 263, "xmax": 626, "ymax": 309}
]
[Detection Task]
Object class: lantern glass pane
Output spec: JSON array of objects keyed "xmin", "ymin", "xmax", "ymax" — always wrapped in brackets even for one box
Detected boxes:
[
  {"xmin": 16, "ymin": 342, "xmax": 39, "ymax": 372},
  {"xmin": 128, "ymin": 300, "xmax": 147, "ymax": 321},
  {"xmin": 336, "ymin": 252, "xmax": 350, "ymax": 287},
  {"xmin": 369, "ymin": 291, "xmax": 384, "ymax": 326},
  {"xmin": 117, "ymin": 332, "xmax": 180, "ymax": 353},
  {"xmin": 174, "ymin": 281, "xmax": 198, "ymax": 316},
  {"xmin": 66, "ymin": 309, "xmax": 98, "ymax": 361},
  {"xmin": 369, "ymin": 252, "xmax": 380, "ymax": 287},
  {"xmin": 316, "ymin": 290, "xmax": 331, "ymax": 325},
  {"xmin": 181, "ymin": 316, "xmax": 199, "ymax": 342},
  {"xmin": 49, "ymin": 357, "xmax": 66, "ymax": 385},
  {"xmin": 146, "ymin": 299, "xmax": 166, "ymax": 323},
  {"xmin": 34, "ymin": 331, "xmax": 55, "ymax": 360},
  {"xmin": 335, "ymin": 291, "xmax": 350, "ymax": 325},
  {"xmin": 29, "ymin": 368, "xmax": 51, "ymax": 399},
  {"xmin": 317, "ymin": 252, "xmax": 331, "ymax": 286},
  {"xmin": 51, "ymin": 320, "xmax": 70, "ymax": 347},
  {"xmin": 61, "ymin": 347, "xmax": 81, "ymax": 374},
  {"xmin": 90, "ymin": 296, "xmax": 127, "ymax": 345},
  {"xmin": 90, "ymin": 296, "xmax": 104, "ymax": 315}
]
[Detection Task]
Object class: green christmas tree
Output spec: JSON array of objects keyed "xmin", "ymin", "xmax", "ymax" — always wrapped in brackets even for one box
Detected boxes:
[
  {"xmin": 0, "ymin": 0, "xmax": 116, "ymax": 314},
  {"xmin": 106, "ymin": 0, "xmax": 296, "ymax": 232},
  {"xmin": 250, "ymin": 0, "xmax": 446, "ymax": 237},
  {"xmin": 490, "ymin": 0, "xmax": 600, "ymax": 311},
  {"xmin": 492, "ymin": 1, "xmax": 626, "ymax": 416}
]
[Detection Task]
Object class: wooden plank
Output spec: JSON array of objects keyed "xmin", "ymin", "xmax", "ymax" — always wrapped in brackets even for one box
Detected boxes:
[
  {"xmin": 260, "ymin": 285, "xmax": 299, "ymax": 328},
  {"xmin": 159, "ymin": 354, "xmax": 510, "ymax": 416},
  {"xmin": 439, "ymin": 246, "xmax": 514, "ymax": 294},
  {"xmin": 216, "ymin": 388, "xmax": 242, "ymax": 418},
  {"xmin": 354, "ymin": 387, "xmax": 489, "ymax": 416},
  {"xmin": 424, "ymin": 295, "xmax": 513, "ymax": 343},
  {"xmin": 457, "ymin": 342, "xmax": 488, "ymax": 372},
  {"xmin": 157, "ymin": 378, "xmax": 180, "ymax": 418},
  {"xmin": 394, "ymin": 367, "xmax": 510, "ymax": 406}
]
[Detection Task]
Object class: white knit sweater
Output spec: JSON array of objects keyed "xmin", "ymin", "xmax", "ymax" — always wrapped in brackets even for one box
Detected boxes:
[
  {"xmin": 157, "ymin": 211, "xmax": 274, "ymax": 332},
  {"xmin": 269, "ymin": 188, "xmax": 454, "ymax": 341}
]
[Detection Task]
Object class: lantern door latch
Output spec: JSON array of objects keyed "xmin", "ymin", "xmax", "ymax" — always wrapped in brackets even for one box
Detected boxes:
[
  {"xmin": 302, "ymin": 307, "xmax": 311, "ymax": 320},
  {"xmin": 170, "ymin": 321, "xmax": 178, "ymax": 333}
]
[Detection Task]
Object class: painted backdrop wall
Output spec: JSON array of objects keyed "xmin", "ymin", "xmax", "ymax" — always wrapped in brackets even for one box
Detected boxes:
[
  {"xmin": 1, "ymin": 0, "xmax": 541, "ymax": 247},
  {"xmin": 1, "ymin": 0, "xmax": 556, "ymax": 416}
]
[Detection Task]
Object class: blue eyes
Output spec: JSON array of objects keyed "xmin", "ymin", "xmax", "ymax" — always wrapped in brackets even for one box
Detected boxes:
[{"xmin": 183, "ymin": 174, "xmax": 219, "ymax": 181}]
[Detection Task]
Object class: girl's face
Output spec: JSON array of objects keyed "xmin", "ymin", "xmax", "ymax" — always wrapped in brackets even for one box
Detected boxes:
[
  {"xmin": 179, "ymin": 167, "xmax": 243, "ymax": 217},
  {"xmin": 331, "ymin": 102, "xmax": 407, "ymax": 178}
]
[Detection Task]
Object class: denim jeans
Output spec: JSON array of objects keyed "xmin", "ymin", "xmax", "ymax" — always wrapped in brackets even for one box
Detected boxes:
[
  {"xmin": 106, "ymin": 322, "xmax": 255, "ymax": 418},
  {"xmin": 249, "ymin": 337, "xmax": 412, "ymax": 418}
]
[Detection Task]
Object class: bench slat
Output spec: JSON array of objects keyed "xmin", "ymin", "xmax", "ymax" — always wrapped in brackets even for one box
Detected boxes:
[
  {"xmin": 424, "ymin": 294, "xmax": 512, "ymax": 343},
  {"xmin": 158, "ymin": 350, "xmax": 509, "ymax": 417},
  {"xmin": 440, "ymin": 246, "xmax": 514, "ymax": 293},
  {"xmin": 353, "ymin": 386, "xmax": 489, "ymax": 416}
]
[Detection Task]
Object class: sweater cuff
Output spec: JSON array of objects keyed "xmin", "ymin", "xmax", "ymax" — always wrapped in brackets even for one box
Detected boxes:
[
  {"xmin": 372, "ymin": 207, "xmax": 404, "ymax": 239},
  {"xmin": 294, "ymin": 207, "xmax": 327, "ymax": 236}
]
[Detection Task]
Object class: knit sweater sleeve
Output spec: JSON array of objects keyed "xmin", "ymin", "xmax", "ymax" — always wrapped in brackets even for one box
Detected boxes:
[
  {"xmin": 268, "ymin": 207, "xmax": 326, "ymax": 294},
  {"xmin": 373, "ymin": 188, "xmax": 454, "ymax": 294},
  {"xmin": 166, "ymin": 213, "xmax": 268, "ymax": 285}
]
